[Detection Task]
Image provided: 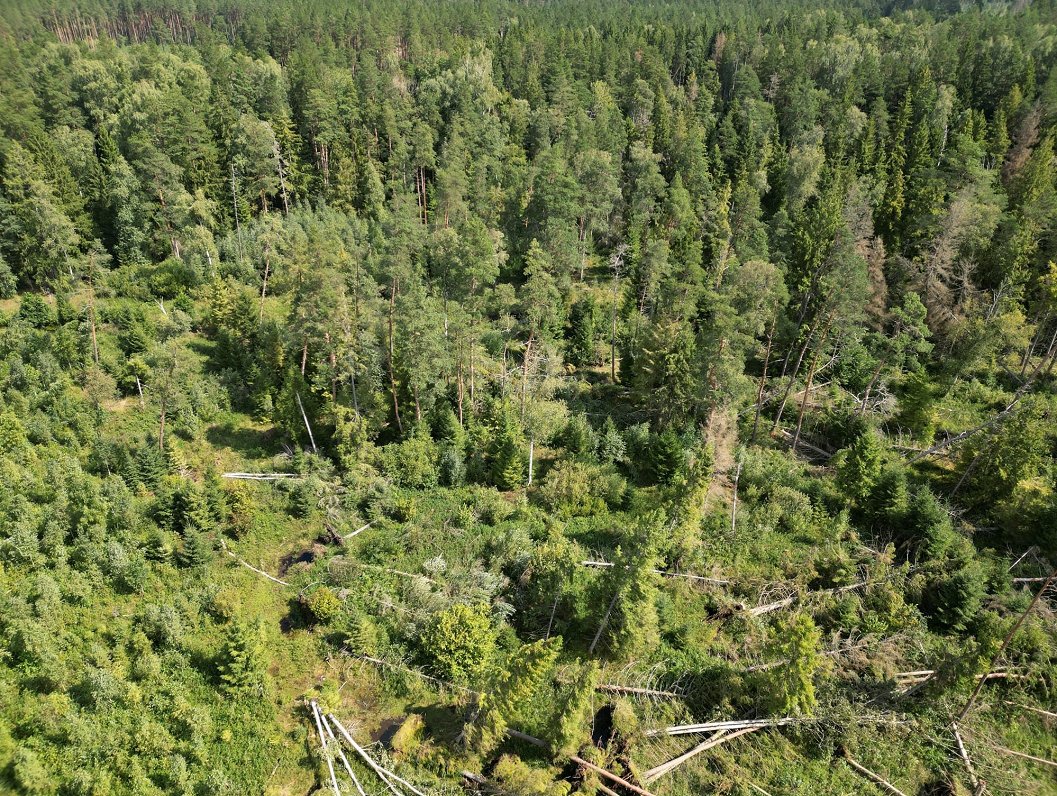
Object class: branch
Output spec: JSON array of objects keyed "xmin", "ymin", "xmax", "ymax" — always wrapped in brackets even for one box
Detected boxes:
[
  {"xmin": 991, "ymin": 744, "xmax": 1057, "ymax": 769},
  {"xmin": 344, "ymin": 520, "xmax": 376, "ymax": 539},
  {"xmin": 1002, "ymin": 701, "xmax": 1057, "ymax": 720}
]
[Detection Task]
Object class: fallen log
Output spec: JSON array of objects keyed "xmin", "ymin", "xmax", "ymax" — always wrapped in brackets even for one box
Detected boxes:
[
  {"xmin": 748, "ymin": 581, "xmax": 868, "ymax": 616},
  {"xmin": 581, "ymin": 560, "xmax": 730, "ymax": 586},
  {"xmin": 644, "ymin": 727, "xmax": 761, "ymax": 782},
  {"xmin": 309, "ymin": 701, "xmax": 341, "ymax": 796},
  {"xmin": 222, "ymin": 472, "xmax": 299, "ymax": 480},
  {"xmin": 506, "ymin": 730, "xmax": 657, "ymax": 796},
  {"xmin": 959, "ymin": 563, "xmax": 1057, "ymax": 722},
  {"xmin": 314, "ymin": 706, "xmax": 369, "ymax": 794},
  {"xmin": 950, "ymin": 722, "xmax": 985, "ymax": 796},
  {"xmin": 597, "ymin": 684, "xmax": 682, "ymax": 699},
  {"xmin": 323, "ymin": 522, "xmax": 345, "ymax": 547},
  {"xmin": 461, "ymin": 770, "xmax": 490, "ymax": 787},
  {"xmin": 645, "ymin": 717, "xmax": 799, "ymax": 738},
  {"xmin": 570, "ymin": 754, "xmax": 656, "ymax": 796},
  {"xmin": 345, "ymin": 520, "xmax": 376, "ymax": 539},
  {"xmin": 351, "ymin": 652, "xmax": 473, "ymax": 693},
  {"xmin": 329, "ymin": 713, "xmax": 430, "ymax": 796},
  {"xmin": 220, "ymin": 539, "xmax": 290, "ymax": 586},
  {"xmin": 843, "ymin": 752, "xmax": 909, "ymax": 796}
]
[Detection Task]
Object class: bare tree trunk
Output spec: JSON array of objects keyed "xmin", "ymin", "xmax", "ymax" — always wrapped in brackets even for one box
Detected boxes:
[
  {"xmin": 520, "ymin": 331, "xmax": 534, "ymax": 419},
  {"xmin": 589, "ymin": 590, "xmax": 620, "ymax": 655},
  {"xmin": 259, "ymin": 252, "xmax": 270, "ymax": 322},
  {"xmin": 158, "ymin": 396, "xmax": 167, "ymax": 451},
  {"xmin": 88, "ymin": 282, "xmax": 100, "ymax": 364},
  {"xmin": 792, "ymin": 325, "xmax": 831, "ymax": 450},
  {"xmin": 750, "ymin": 312, "xmax": 778, "ymax": 443},
  {"xmin": 773, "ymin": 311, "xmax": 828, "ymax": 432},
  {"xmin": 1019, "ymin": 312, "xmax": 1049, "ymax": 376},
  {"xmin": 859, "ymin": 355, "xmax": 888, "ymax": 416},
  {"xmin": 296, "ymin": 392, "xmax": 318, "ymax": 454},
  {"xmin": 843, "ymin": 752, "xmax": 908, "ymax": 796}
]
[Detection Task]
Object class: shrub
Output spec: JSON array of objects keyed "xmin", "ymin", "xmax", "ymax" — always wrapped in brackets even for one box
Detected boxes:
[
  {"xmin": 18, "ymin": 294, "xmax": 52, "ymax": 328},
  {"xmin": 419, "ymin": 603, "xmax": 496, "ymax": 683},
  {"xmin": 538, "ymin": 460, "xmax": 625, "ymax": 517},
  {"xmin": 305, "ymin": 587, "xmax": 342, "ymax": 624},
  {"xmin": 382, "ymin": 430, "xmax": 440, "ymax": 489}
]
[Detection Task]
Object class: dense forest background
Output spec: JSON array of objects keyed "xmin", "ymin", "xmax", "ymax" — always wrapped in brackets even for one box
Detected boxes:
[{"xmin": 2, "ymin": 0, "xmax": 1057, "ymax": 794}]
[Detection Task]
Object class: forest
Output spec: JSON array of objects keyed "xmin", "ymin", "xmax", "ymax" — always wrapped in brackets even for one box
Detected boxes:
[{"xmin": 1, "ymin": 0, "xmax": 1057, "ymax": 793}]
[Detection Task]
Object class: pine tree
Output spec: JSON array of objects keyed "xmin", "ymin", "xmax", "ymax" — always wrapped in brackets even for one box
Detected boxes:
[
  {"xmin": 767, "ymin": 613, "xmax": 825, "ymax": 715},
  {"xmin": 490, "ymin": 403, "xmax": 527, "ymax": 490},
  {"xmin": 464, "ymin": 638, "xmax": 560, "ymax": 755},
  {"xmin": 217, "ymin": 620, "xmax": 267, "ymax": 696}
]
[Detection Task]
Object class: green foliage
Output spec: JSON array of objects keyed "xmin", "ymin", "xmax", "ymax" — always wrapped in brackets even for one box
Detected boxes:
[
  {"xmin": 835, "ymin": 429, "xmax": 884, "ymax": 502},
  {"xmin": 490, "ymin": 404, "xmax": 527, "ymax": 490},
  {"xmin": 419, "ymin": 603, "xmax": 497, "ymax": 684},
  {"xmin": 382, "ymin": 428, "xmax": 440, "ymax": 488},
  {"xmin": 2, "ymin": 3, "xmax": 1057, "ymax": 792},
  {"xmin": 765, "ymin": 613, "xmax": 826, "ymax": 715},
  {"xmin": 464, "ymin": 637, "xmax": 560, "ymax": 755},
  {"xmin": 538, "ymin": 460, "xmax": 625, "ymax": 517},
  {"xmin": 305, "ymin": 587, "xmax": 342, "ymax": 624},
  {"xmin": 217, "ymin": 620, "xmax": 268, "ymax": 696}
]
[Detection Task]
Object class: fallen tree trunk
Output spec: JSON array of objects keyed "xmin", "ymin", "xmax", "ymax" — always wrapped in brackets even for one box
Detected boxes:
[
  {"xmin": 570, "ymin": 754, "xmax": 656, "ymax": 796},
  {"xmin": 344, "ymin": 520, "xmax": 376, "ymax": 539},
  {"xmin": 958, "ymin": 563, "xmax": 1057, "ymax": 722},
  {"xmin": 506, "ymin": 730, "xmax": 657, "ymax": 796},
  {"xmin": 309, "ymin": 701, "xmax": 342, "ymax": 796},
  {"xmin": 581, "ymin": 560, "xmax": 730, "ymax": 585},
  {"xmin": 220, "ymin": 540, "xmax": 290, "ymax": 586},
  {"xmin": 644, "ymin": 727, "xmax": 761, "ymax": 782},
  {"xmin": 329, "ymin": 713, "xmax": 430, "ymax": 796},
  {"xmin": 1003, "ymin": 701, "xmax": 1057, "ymax": 720},
  {"xmin": 950, "ymin": 722, "xmax": 985, "ymax": 796},
  {"xmin": 748, "ymin": 581, "xmax": 867, "ymax": 617},
  {"xmin": 597, "ymin": 684, "xmax": 682, "ymax": 699},
  {"xmin": 317, "ymin": 707, "xmax": 368, "ymax": 796},
  {"xmin": 221, "ymin": 472, "xmax": 299, "ymax": 480},
  {"xmin": 843, "ymin": 752, "xmax": 909, "ymax": 796},
  {"xmin": 323, "ymin": 523, "xmax": 345, "ymax": 547},
  {"xmin": 645, "ymin": 717, "xmax": 799, "ymax": 738}
]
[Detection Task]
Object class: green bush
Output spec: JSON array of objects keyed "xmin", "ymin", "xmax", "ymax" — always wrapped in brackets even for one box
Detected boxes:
[
  {"xmin": 305, "ymin": 587, "xmax": 342, "ymax": 624},
  {"xmin": 418, "ymin": 603, "xmax": 496, "ymax": 683}
]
